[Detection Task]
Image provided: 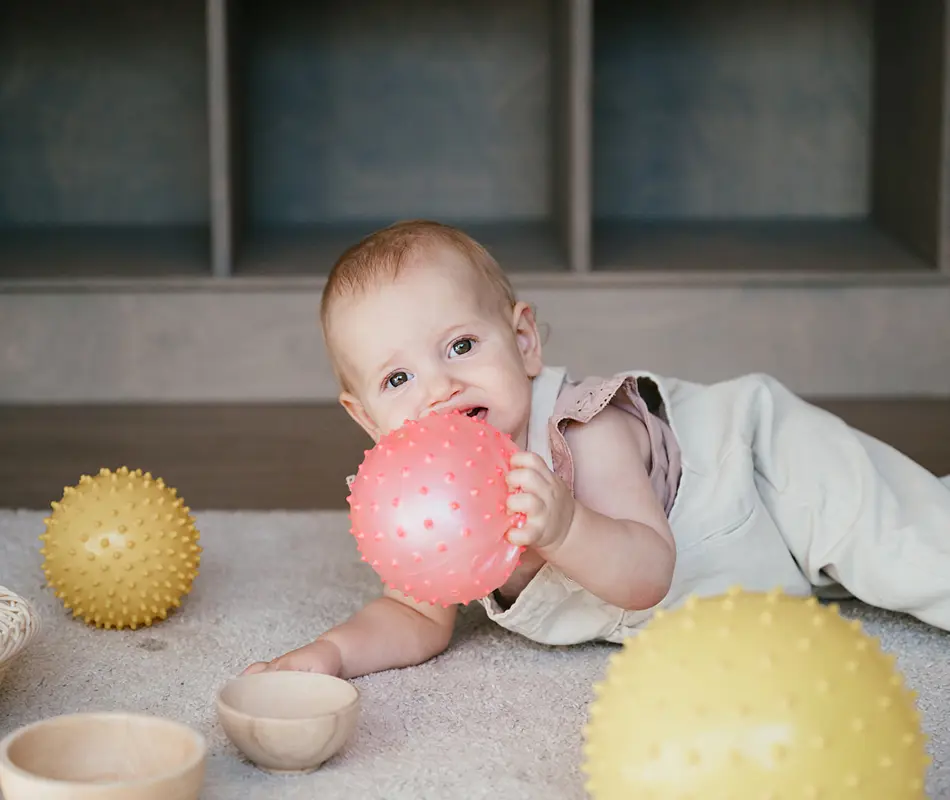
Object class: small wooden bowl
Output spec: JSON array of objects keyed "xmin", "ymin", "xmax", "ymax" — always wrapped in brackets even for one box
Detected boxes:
[
  {"xmin": 0, "ymin": 712, "xmax": 206, "ymax": 800},
  {"xmin": 216, "ymin": 671, "xmax": 360, "ymax": 773}
]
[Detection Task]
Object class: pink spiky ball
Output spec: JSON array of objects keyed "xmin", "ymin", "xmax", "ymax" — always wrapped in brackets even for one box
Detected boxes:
[{"xmin": 347, "ymin": 410, "xmax": 525, "ymax": 606}]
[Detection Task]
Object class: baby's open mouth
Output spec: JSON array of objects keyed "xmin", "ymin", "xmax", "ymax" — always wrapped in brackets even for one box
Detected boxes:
[{"xmin": 465, "ymin": 407, "xmax": 488, "ymax": 421}]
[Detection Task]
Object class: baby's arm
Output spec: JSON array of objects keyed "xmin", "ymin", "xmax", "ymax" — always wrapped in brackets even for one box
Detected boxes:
[
  {"xmin": 555, "ymin": 405, "xmax": 675, "ymax": 608},
  {"xmin": 508, "ymin": 404, "xmax": 676, "ymax": 610},
  {"xmin": 243, "ymin": 586, "xmax": 457, "ymax": 680}
]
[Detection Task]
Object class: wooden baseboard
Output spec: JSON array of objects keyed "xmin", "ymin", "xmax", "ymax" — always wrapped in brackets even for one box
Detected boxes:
[
  {"xmin": 0, "ymin": 404, "xmax": 370, "ymax": 511},
  {"xmin": 1, "ymin": 400, "xmax": 949, "ymax": 510}
]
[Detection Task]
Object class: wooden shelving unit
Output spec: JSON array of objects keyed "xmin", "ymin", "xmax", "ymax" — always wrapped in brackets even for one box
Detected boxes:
[
  {"xmin": 2, "ymin": 0, "xmax": 950, "ymax": 407},
  {"xmin": 3, "ymin": 0, "xmax": 946, "ymax": 284}
]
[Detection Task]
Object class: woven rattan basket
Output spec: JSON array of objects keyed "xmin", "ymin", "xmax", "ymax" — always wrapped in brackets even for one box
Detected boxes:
[{"xmin": 0, "ymin": 586, "xmax": 40, "ymax": 689}]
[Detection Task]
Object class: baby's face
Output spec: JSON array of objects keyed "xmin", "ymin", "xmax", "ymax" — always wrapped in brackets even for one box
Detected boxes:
[{"xmin": 329, "ymin": 249, "xmax": 543, "ymax": 449}]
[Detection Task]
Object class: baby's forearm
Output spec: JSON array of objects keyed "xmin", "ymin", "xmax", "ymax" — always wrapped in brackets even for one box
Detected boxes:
[
  {"xmin": 317, "ymin": 595, "xmax": 453, "ymax": 679},
  {"xmin": 541, "ymin": 500, "xmax": 675, "ymax": 610}
]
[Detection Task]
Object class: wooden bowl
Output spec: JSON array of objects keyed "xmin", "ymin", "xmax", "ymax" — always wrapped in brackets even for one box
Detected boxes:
[
  {"xmin": 0, "ymin": 712, "xmax": 206, "ymax": 800},
  {"xmin": 216, "ymin": 671, "xmax": 360, "ymax": 773}
]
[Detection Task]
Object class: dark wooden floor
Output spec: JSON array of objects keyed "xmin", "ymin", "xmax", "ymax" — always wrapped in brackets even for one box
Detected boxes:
[{"xmin": 2, "ymin": 400, "xmax": 949, "ymax": 510}]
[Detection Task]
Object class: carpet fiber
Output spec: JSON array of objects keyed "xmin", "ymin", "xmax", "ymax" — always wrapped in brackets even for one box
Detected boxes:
[{"xmin": 2, "ymin": 509, "xmax": 949, "ymax": 798}]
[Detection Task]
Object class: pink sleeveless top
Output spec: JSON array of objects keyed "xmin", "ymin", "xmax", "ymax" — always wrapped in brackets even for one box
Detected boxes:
[{"xmin": 545, "ymin": 370, "xmax": 683, "ymax": 515}]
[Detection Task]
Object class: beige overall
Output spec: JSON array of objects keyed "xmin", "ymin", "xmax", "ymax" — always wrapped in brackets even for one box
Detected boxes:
[{"xmin": 477, "ymin": 366, "xmax": 950, "ymax": 645}]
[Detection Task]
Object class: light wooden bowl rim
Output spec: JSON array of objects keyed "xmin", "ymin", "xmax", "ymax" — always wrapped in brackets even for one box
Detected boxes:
[
  {"xmin": 216, "ymin": 671, "xmax": 360, "ymax": 724},
  {"xmin": 0, "ymin": 711, "xmax": 207, "ymax": 789}
]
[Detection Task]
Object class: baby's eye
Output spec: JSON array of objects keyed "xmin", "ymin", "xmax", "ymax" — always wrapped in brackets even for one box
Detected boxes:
[
  {"xmin": 386, "ymin": 371, "xmax": 411, "ymax": 389},
  {"xmin": 450, "ymin": 337, "xmax": 475, "ymax": 357}
]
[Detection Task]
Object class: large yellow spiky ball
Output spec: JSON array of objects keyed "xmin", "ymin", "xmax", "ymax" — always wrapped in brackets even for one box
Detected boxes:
[
  {"xmin": 38, "ymin": 467, "xmax": 201, "ymax": 630},
  {"xmin": 582, "ymin": 587, "xmax": 930, "ymax": 800}
]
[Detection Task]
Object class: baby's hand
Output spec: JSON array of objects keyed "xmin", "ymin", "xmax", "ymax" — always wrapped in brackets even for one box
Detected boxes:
[
  {"xmin": 504, "ymin": 451, "xmax": 575, "ymax": 551},
  {"xmin": 241, "ymin": 638, "xmax": 342, "ymax": 677}
]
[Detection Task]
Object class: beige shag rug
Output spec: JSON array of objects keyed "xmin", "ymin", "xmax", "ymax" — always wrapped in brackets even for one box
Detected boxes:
[{"xmin": 1, "ymin": 509, "xmax": 948, "ymax": 798}]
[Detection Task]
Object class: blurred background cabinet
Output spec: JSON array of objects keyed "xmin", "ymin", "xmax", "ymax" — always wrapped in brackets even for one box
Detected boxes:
[
  {"xmin": 4, "ymin": 0, "xmax": 949, "ymax": 280},
  {"xmin": 2, "ymin": 0, "xmax": 949, "ymax": 404}
]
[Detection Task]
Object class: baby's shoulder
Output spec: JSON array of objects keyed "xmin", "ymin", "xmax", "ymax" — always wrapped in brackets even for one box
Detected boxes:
[
  {"xmin": 543, "ymin": 367, "xmax": 682, "ymax": 516},
  {"xmin": 547, "ymin": 370, "xmax": 668, "ymax": 484},
  {"xmin": 562, "ymin": 401, "xmax": 652, "ymax": 471}
]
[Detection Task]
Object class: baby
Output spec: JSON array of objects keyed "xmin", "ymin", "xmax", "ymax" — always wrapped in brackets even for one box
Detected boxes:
[{"xmin": 244, "ymin": 220, "xmax": 950, "ymax": 679}]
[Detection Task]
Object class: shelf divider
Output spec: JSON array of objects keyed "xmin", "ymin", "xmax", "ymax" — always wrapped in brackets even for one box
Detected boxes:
[
  {"xmin": 556, "ymin": 0, "xmax": 592, "ymax": 274},
  {"xmin": 207, "ymin": 0, "xmax": 235, "ymax": 278}
]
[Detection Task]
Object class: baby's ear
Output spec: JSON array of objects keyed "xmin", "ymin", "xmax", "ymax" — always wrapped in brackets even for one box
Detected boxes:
[
  {"xmin": 511, "ymin": 301, "xmax": 543, "ymax": 377},
  {"xmin": 339, "ymin": 392, "xmax": 381, "ymax": 442}
]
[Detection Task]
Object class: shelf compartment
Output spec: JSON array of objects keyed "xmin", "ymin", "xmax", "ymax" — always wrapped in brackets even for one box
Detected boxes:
[
  {"xmin": 594, "ymin": 218, "xmax": 934, "ymax": 274},
  {"xmin": 238, "ymin": 220, "xmax": 564, "ymax": 276},
  {"xmin": 0, "ymin": 226, "xmax": 210, "ymax": 280},
  {"xmin": 591, "ymin": 0, "xmax": 948, "ymax": 273},
  {"xmin": 231, "ymin": 0, "xmax": 570, "ymax": 275},
  {"xmin": 0, "ymin": 0, "xmax": 211, "ymax": 279}
]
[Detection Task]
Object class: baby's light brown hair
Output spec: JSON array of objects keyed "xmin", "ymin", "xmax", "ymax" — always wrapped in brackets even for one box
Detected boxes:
[{"xmin": 320, "ymin": 220, "xmax": 519, "ymax": 388}]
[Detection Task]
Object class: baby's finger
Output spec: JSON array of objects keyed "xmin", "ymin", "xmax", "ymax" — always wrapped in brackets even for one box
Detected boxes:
[
  {"xmin": 506, "ymin": 466, "xmax": 551, "ymax": 495},
  {"xmin": 241, "ymin": 661, "xmax": 269, "ymax": 676},
  {"xmin": 507, "ymin": 490, "xmax": 544, "ymax": 518},
  {"xmin": 506, "ymin": 519, "xmax": 542, "ymax": 547},
  {"xmin": 508, "ymin": 450, "xmax": 549, "ymax": 472}
]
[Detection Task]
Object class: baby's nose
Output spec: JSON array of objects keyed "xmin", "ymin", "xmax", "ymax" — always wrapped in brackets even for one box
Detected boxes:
[{"xmin": 426, "ymin": 373, "xmax": 461, "ymax": 406}]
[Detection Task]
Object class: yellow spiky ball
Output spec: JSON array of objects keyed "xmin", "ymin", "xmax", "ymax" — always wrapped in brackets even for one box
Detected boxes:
[
  {"xmin": 582, "ymin": 587, "xmax": 930, "ymax": 800},
  {"xmin": 39, "ymin": 467, "xmax": 201, "ymax": 630}
]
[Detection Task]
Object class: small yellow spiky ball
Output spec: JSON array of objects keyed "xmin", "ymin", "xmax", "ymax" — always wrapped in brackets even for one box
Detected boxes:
[
  {"xmin": 582, "ymin": 587, "xmax": 930, "ymax": 800},
  {"xmin": 39, "ymin": 467, "xmax": 201, "ymax": 630}
]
